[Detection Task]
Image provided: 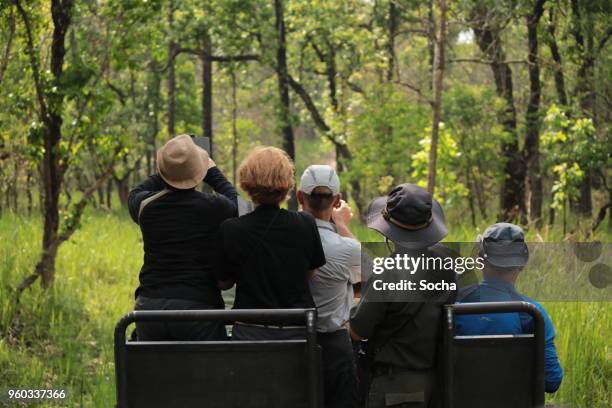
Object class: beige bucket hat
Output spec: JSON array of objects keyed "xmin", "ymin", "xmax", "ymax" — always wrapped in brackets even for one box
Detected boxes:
[{"xmin": 157, "ymin": 134, "xmax": 209, "ymax": 189}]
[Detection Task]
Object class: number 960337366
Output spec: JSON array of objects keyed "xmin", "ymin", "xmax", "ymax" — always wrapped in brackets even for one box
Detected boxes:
[{"xmin": 6, "ymin": 388, "xmax": 67, "ymax": 401}]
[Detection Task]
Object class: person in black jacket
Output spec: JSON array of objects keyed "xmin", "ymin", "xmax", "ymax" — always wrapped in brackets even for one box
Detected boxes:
[{"xmin": 128, "ymin": 134, "xmax": 237, "ymax": 341}]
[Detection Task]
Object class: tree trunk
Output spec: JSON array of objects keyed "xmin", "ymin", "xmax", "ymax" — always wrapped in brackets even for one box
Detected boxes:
[
  {"xmin": 546, "ymin": 7, "xmax": 568, "ymax": 107},
  {"xmin": 26, "ymin": 169, "xmax": 33, "ymax": 214},
  {"xmin": 201, "ymin": 31, "xmax": 213, "ymax": 153},
  {"xmin": 115, "ymin": 177, "xmax": 130, "ymax": 207},
  {"xmin": 571, "ymin": 0, "xmax": 594, "ymax": 216},
  {"xmin": 231, "ymin": 69, "xmax": 238, "ymax": 186},
  {"xmin": 323, "ymin": 45, "xmax": 350, "ymax": 199},
  {"xmin": 12, "ymin": 159, "xmax": 18, "ymax": 211},
  {"xmin": 167, "ymin": 1, "xmax": 177, "ymax": 137},
  {"xmin": 427, "ymin": 0, "xmax": 435, "ymax": 87},
  {"xmin": 545, "ymin": 5, "xmax": 567, "ymax": 226},
  {"xmin": 472, "ymin": 12, "xmax": 526, "ymax": 222},
  {"xmin": 15, "ymin": 0, "xmax": 72, "ymax": 287},
  {"xmin": 386, "ymin": 0, "xmax": 398, "ymax": 82},
  {"xmin": 524, "ymin": 0, "xmax": 545, "ymax": 226},
  {"xmin": 148, "ymin": 58, "xmax": 162, "ymax": 173},
  {"xmin": 97, "ymin": 182, "xmax": 104, "ymax": 207},
  {"xmin": 288, "ymin": 73, "xmax": 364, "ymax": 214},
  {"xmin": 0, "ymin": 4, "xmax": 15, "ymax": 87},
  {"xmin": 274, "ymin": 0, "xmax": 297, "ymax": 210},
  {"xmin": 0, "ymin": 165, "xmax": 3, "ymax": 215},
  {"xmin": 4, "ymin": 172, "xmax": 10, "ymax": 211},
  {"xmin": 39, "ymin": 0, "xmax": 72, "ymax": 286},
  {"xmin": 427, "ymin": 0, "xmax": 447, "ymax": 196},
  {"xmin": 106, "ymin": 178, "xmax": 112, "ymax": 208}
]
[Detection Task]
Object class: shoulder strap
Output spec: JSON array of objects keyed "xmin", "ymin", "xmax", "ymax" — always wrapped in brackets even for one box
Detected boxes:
[
  {"xmin": 138, "ymin": 189, "xmax": 171, "ymax": 222},
  {"xmin": 374, "ymin": 302, "xmax": 426, "ymax": 355}
]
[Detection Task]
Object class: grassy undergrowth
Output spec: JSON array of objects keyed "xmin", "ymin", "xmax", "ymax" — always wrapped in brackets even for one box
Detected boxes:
[{"xmin": 0, "ymin": 209, "xmax": 610, "ymax": 407}]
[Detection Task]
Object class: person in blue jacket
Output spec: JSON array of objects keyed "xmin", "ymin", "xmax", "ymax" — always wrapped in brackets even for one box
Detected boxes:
[{"xmin": 455, "ymin": 222, "xmax": 563, "ymax": 393}]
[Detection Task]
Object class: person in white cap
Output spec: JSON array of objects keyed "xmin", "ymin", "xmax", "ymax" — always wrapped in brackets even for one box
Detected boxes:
[
  {"xmin": 128, "ymin": 134, "xmax": 237, "ymax": 341},
  {"xmin": 297, "ymin": 164, "xmax": 360, "ymax": 408}
]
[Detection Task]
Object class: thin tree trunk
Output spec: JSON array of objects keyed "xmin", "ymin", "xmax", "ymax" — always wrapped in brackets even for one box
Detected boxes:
[
  {"xmin": 4, "ymin": 172, "xmax": 10, "ymax": 211},
  {"xmin": 571, "ymin": 0, "xmax": 594, "ymax": 216},
  {"xmin": 546, "ymin": 7, "xmax": 568, "ymax": 107},
  {"xmin": 0, "ymin": 4, "xmax": 15, "ymax": 87},
  {"xmin": 472, "ymin": 10, "xmax": 526, "ymax": 222},
  {"xmin": 167, "ymin": 1, "xmax": 177, "ymax": 137},
  {"xmin": 0, "ymin": 164, "xmax": 3, "ymax": 215},
  {"xmin": 148, "ymin": 59, "xmax": 161, "ymax": 173},
  {"xmin": 201, "ymin": 31, "xmax": 213, "ymax": 153},
  {"xmin": 545, "ymin": 5, "xmax": 567, "ymax": 226},
  {"xmin": 428, "ymin": 0, "xmax": 447, "ymax": 195},
  {"xmin": 524, "ymin": 0, "xmax": 545, "ymax": 226},
  {"xmin": 427, "ymin": 0, "xmax": 435, "ymax": 88},
  {"xmin": 231, "ymin": 69, "xmax": 238, "ymax": 186},
  {"xmin": 97, "ymin": 173, "xmax": 105, "ymax": 207},
  {"xmin": 466, "ymin": 165, "xmax": 477, "ymax": 227},
  {"xmin": 274, "ymin": 0, "xmax": 297, "ymax": 210},
  {"xmin": 106, "ymin": 178, "xmax": 112, "ymax": 208},
  {"xmin": 115, "ymin": 177, "xmax": 129, "ymax": 207},
  {"xmin": 15, "ymin": 0, "xmax": 73, "ymax": 287},
  {"xmin": 386, "ymin": 1, "xmax": 398, "ymax": 82},
  {"xmin": 323, "ymin": 44, "xmax": 349, "ymax": 199},
  {"xmin": 288, "ymin": 74, "xmax": 363, "ymax": 214},
  {"xmin": 39, "ymin": 0, "xmax": 71, "ymax": 286},
  {"xmin": 26, "ymin": 169, "xmax": 33, "ymax": 214},
  {"xmin": 12, "ymin": 159, "xmax": 18, "ymax": 212}
]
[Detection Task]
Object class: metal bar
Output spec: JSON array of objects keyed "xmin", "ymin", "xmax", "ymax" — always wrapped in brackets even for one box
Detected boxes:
[
  {"xmin": 450, "ymin": 301, "xmax": 546, "ymax": 408},
  {"xmin": 114, "ymin": 313, "xmax": 133, "ymax": 408},
  {"xmin": 119, "ymin": 308, "xmax": 313, "ymax": 324},
  {"xmin": 451, "ymin": 301, "xmax": 540, "ymax": 317},
  {"xmin": 443, "ymin": 305, "xmax": 454, "ymax": 408},
  {"xmin": 305, "ymin": 309, "xmax": 319, "ymax": 408}
]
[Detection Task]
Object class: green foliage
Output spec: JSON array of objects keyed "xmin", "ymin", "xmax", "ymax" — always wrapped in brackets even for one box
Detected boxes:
[
  {"xmin": 411, "ymin": 123, "xmax": 469, "ymax": 205},
  {"xmin": 542, "ymin": 105, "xmax": 607, "ymax": 211},
  {"xmin": 0, "ymin": 1, "xmax": 611, "ymax": 405},
  {"xmin": 347, "ymin": 85, "xmax": 428, "ymax": 199}
]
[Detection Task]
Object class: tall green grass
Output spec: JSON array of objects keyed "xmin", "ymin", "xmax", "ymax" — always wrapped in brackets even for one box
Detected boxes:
[
  {"xmin": 0, "ymin": 209, "xmax": 610, "ymax": 407},
  {"xmin": 1, "ymin": 211, "xmax": 141, "ymax": 407}
]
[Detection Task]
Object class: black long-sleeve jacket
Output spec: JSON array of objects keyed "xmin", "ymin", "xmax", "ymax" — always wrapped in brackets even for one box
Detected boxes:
[{"xmin": 128, "ymin": 167, "xmax": 237, "ymax": 305}]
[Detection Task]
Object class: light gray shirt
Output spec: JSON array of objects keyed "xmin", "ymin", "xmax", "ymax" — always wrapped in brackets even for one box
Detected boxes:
[{"xmin": 309, "ymin": 219, "xmax": 361, "ymax": 332}]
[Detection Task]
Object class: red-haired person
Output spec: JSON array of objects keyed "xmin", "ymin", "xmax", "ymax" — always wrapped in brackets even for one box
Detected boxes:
[{"xmin": 219, "ymin": 147, "xmax": 326, "ymax": 340}]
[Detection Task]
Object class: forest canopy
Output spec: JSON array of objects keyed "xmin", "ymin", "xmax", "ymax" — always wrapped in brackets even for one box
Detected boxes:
[{"xmin": 0, "ymin": 0, "xmax": 610, "ymax": 287}]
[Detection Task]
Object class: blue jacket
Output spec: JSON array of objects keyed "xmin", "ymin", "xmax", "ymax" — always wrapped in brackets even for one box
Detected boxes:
[{"xmin": 455, "ymin": 277, "xmax": 563, "ymax": 393}]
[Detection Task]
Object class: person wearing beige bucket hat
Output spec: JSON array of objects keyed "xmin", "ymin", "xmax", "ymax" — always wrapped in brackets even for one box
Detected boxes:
[
  {"xmin": 156, "ymin": 134, "xmax": 210, "ymax": 189},
  {"xmin": 128, "ymin": 134, "xmax": 238, "ymax": 341}
]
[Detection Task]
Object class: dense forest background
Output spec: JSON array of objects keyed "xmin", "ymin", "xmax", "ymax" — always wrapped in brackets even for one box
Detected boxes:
[
  {"xmin": 0, "ymin": 1, "xmax": 610, "ymax": 406},
  {"xmin": 0, "ymin": 0, "xmax": 610, "ymax": 286}
]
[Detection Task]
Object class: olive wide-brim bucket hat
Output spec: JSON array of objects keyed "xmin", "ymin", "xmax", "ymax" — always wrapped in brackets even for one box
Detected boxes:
[{"xmin": 366, "ymin": 183, "xmax": 448, "ymax": 244}]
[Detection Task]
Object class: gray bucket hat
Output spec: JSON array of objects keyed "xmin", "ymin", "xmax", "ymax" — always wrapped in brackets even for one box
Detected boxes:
[
  {"xmin": 366, "ymin": 183, "xmax": 448, "ymax": 244},
  {"xmin": 478, "ymin": 223, "xmax": 529, "ymax": 268}
]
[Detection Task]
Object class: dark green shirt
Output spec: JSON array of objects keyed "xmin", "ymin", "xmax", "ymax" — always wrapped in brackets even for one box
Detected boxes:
[{"xmin": 350, "ymin": 244, "xmax": 456, "ymax": 369}]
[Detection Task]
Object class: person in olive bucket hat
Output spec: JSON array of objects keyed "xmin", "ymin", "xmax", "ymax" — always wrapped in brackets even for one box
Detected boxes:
[{"xmin": 350, "ymin": 183, "xmax": 456, "ymax": 408}]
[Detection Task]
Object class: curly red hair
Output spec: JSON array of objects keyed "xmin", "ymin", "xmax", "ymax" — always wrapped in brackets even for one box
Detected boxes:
[{"xmin": 239, "ymin": 146, "xmax": 295, "ymax": 205}]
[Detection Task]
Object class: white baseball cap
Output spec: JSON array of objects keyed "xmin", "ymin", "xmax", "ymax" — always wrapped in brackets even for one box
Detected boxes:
[{"xmin": 299, "ymin": 165, "xmax": 340, "ymax": 195}]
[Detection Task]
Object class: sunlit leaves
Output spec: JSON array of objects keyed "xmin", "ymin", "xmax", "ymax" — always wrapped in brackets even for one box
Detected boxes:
[
  {"xmin": 411, "ymin": 123, "xmax": 469, "ymax": 205},
  {"xmin": 542, "ymin": 104, "xmax": 603, "ymax": 210}
]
